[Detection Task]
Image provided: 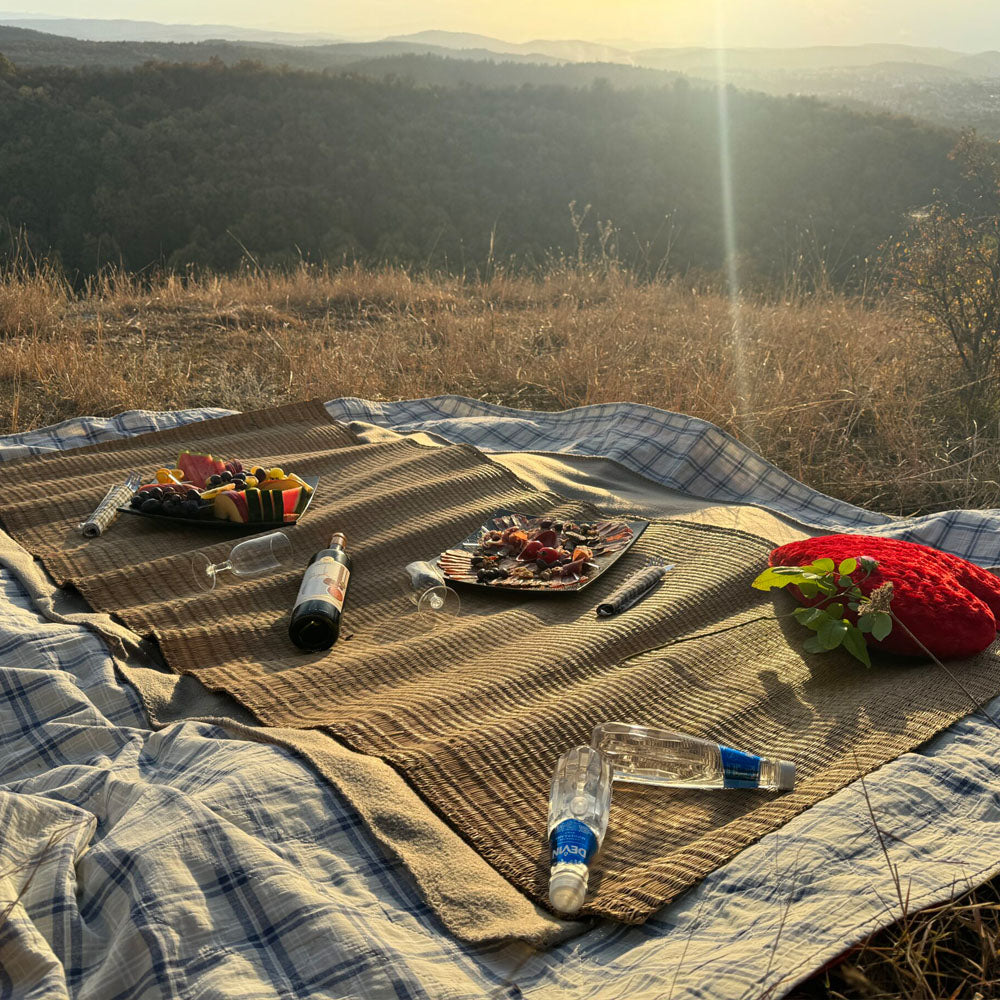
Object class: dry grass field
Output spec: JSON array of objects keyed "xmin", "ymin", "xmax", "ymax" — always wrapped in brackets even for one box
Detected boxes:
[
  {"xmin": 3, "ymin": 259, "xmax": 1000, "ymax": 998},
  {"xmin": 2, "ymin": 259, "xmax": 998, "ymax": 517}
]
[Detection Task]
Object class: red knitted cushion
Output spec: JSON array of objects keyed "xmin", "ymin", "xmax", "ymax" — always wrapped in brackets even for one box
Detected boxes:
[{"xmin": 769, "ymin": 535, "xmax": 1000, "ymax": 661}]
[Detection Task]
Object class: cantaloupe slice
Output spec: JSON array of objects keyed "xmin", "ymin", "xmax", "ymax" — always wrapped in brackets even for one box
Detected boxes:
[{"xmin": 257, "ymin": 477, "xmax": 300, "ymax": 492}]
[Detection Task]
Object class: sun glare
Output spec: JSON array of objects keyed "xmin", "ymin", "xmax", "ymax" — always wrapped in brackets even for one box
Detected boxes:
[{"xmin": 712, "ymin": 0, "xmax": 753, "ymax": 438}]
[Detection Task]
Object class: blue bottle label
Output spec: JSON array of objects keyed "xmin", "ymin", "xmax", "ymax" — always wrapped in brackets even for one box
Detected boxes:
[
  {"xmin": 550, "ymin": 819, "xmax": 597, "ymax": 866},
  {"xmin": 720, "ymin": 746, "xmax": 762, "ymax": 788}
]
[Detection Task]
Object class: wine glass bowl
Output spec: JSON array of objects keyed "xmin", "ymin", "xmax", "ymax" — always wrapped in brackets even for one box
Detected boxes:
[
  {"xmin": 404, "ymin": 561, "xmax": 461, "ymax": 617},
  {"xmin": 192, "ymin": 531, "xmax": 294, "ymax": 592}
]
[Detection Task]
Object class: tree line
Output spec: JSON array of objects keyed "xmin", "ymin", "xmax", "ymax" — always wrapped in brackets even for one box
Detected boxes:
[{"xmin": 0, "ymin": 58, "xmax": 966, "ymax": 282}]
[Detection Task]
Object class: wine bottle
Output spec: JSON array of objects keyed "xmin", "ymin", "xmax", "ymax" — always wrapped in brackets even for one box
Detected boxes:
[{"xmin": 289, "ymin": 532, "xmax": 352, "ymax": 651}]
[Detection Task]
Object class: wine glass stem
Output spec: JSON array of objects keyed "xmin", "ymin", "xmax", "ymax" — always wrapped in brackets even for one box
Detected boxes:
[{"xmin": 214, "ymin": 559, "xmax": 233, "ymax": 578}]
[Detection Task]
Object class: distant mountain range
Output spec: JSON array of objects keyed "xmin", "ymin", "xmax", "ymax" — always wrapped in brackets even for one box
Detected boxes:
[
  {"xmin": 2, "ymin": 18, "xmax": 1000, "ymax": 139},
  {"xmin": 0, "ymin": 15, "xmax": 343, "ymax": 46},
  {"xmin": 394, "ymin": 32, "xmax": 1000, "ymax": 78},
  {"xmin": 384, "ymin": 30, "xmax": 635, "ymax": 65},
  {"xmin": 1, "ymin": 18, "xmax": 999, "ymax": 78}
]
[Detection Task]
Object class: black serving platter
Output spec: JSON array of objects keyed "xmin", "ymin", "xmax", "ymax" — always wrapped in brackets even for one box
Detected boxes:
[
  {"xmin": 118, "ymin": 476, "xmax": 319, "ymax": 534},
  {"xmin": 437, "ymin": 511, "xmax": 649, "ymax": 594}
]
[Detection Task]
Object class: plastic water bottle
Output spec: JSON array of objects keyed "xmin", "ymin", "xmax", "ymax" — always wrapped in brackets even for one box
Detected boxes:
[
  {"xmin": 591, "ymin": 722, "xmax": 795, "ymax": 791},
  {"xmin": 547, "ymin": 745, "xmax": 611, "ymax": 914}
]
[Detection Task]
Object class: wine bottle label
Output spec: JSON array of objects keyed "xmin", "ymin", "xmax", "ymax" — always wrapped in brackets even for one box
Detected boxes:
[
  {"xmin": 293, "ymin": 557, "xmax": 350, "ymax": 612},
  {"xmin": 720, "ymin": 746, "xmax": 762, "ymax": 788},
  {"xmin": 549, "ymin": 819, "xmax": 597, "ymax": 866}
]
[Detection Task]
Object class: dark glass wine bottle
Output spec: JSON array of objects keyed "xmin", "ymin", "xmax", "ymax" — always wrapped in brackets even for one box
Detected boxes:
[{"xmin": 288, "ymin": 532, "xmax": 352, "ymax": 651}]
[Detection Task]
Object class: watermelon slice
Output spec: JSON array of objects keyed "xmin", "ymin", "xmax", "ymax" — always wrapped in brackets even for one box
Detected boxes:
[
  {"xmin": 178, "ymin": 451, "xmax": 227, "ymax": 489},
  {"xmin": 260, "ymin": 491, "xmax": 273, "ymax": 520},
  {"xmin": 286, "ymin": 472, "xmax": 314, "ymax": 495},
  {"xmin": 213, "ymin": 490, "xmax": 249, "ymax": 523},
  {"xmin": 281, "ymin": 488, "xmax": 303, "ymax": 520},
  {"xmin": 245, "ymin": 489, "xmax": 265, "ymax": 522}
]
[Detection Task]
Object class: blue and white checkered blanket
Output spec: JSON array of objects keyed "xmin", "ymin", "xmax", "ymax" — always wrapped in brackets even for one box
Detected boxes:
[{"xmin": 3, "ymin": 397, "xmax": 1000, "ymax": 1000}]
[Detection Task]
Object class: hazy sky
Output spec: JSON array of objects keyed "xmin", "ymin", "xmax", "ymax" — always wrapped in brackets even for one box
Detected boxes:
[{"xmin": 4, "ymin": 0, "xmax": 998, "ymax": 51}]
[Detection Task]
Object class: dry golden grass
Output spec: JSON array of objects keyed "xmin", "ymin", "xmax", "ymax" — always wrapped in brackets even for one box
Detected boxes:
[
  {"xmin": 2, "ymin": 260, "xmax": 997, "ymax": 516},
  {"xmin": 788, "ymin": 874, "xmax": 1000, "ymax": 1000}
]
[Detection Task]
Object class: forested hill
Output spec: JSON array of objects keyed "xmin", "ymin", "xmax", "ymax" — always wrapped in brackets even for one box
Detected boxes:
[
  {"xmin": 0, "ymin": 25, "xmax": 564, "ymax": 72},
  {"xmin": 0, "ymin": 59, "xmax": 962, "ymax": 280}
]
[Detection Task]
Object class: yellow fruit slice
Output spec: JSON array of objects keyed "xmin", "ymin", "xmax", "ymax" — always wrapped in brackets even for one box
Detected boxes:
[{"xmin": 200, "ymin": 483, "xmax": 238, "ymax": 500}]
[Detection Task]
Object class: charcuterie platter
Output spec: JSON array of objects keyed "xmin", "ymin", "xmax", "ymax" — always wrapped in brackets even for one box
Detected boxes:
[{"xmin": 437, "ymin": 511, "xmax": 648, "ymax": 593}]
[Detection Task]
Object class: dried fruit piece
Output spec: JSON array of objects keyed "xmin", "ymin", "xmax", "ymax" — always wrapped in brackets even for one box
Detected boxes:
[{"xmin": 519, "ymin": 539, "xmax": 543, "ymax": 561}]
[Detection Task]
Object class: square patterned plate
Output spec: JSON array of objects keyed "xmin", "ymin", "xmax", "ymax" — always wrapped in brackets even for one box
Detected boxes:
[{"xmin": 437, "ymin": 510, "xmax": 648, "ymax": 593}]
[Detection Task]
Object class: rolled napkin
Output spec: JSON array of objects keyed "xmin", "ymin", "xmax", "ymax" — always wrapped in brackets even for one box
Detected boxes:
[
  {"xmin": 78, "ymin": 474, "xmax": 142, "ymax": 538},
  {"xmin": 596, "ymin": 563, "xmax": 675, "ymax": 618}
]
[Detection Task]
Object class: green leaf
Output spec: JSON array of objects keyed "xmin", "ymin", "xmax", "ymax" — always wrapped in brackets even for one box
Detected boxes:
[
  {"xmin": 811, "ymin": 558, "xmax": 836, "ymax": 573},
  {"xmin": 797, "ymin": 581, "xmax": 819, "ymax": 598},
  {"xmin": 794, "ymin": 606, "xmax": 830, "ymax": 630},
  {"xmin": 818, "ymin": 618, "xmax": 849, "ymax": 650},
  {"xmin": 753, "ymin": 567, "xmax": 815, "ymax": 591},
  {"xmin": 802, "ymin": 635, "xmax": 825, "ymax": 655},
  {"xmin": 751, "ymin": 569, "xmax": 784, "ymax": 591},
  {"xmin": 848, "ymin": 601, "xmax": 860, "ymax": 612},
  {"xmin": 838, "ymin": 558, "xmax": 858, "ymax": 576},
  {"xmin": 826, "ymin": 603, "xmax": 845, "ymax": 621},
  {"xmin": 871, "ymin": 613, "xmax": 893, "ymax": 641},
  {"xmin": 857, "ymin": 612, "xmax": 875, "ymax": 633},
  {"xmin": 837, "ymin": 575, "xmax": 854, "ymax": 588},
  {"xmin": 841, "ymin": 626, "xmax": 872, "ymax": 667}
]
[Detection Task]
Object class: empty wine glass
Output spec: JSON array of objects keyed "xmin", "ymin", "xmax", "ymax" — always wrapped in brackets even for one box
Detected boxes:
[
  {"xmin": 192, "ymin": 531, "xmax": 294, "ymax": 592},
  {"xmin": 369, "ymin": 560, "xmax": 460, "ymax": 645},
  {"xmin": 403, "ymin": 560, "xmax": 461, "ymax": 617}
]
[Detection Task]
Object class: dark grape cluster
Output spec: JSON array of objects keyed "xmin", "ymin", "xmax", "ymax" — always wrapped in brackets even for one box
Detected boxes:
[
  {"xmin": 206, "ymin": 470, "xmax": 247, "ymax": 488},
  {"xmin": 129, "ymin": 484, "xmax": 212, "ymax": 519}
]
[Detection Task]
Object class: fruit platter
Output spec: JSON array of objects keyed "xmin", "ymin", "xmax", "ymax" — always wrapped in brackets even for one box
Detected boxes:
[
  {"xmin": 437, "ymin": 511, "xmax": 648, "ymax": 593},
  {"xmin": 119, "ymin": 451, "xmax": 318, "ymax": 532}
]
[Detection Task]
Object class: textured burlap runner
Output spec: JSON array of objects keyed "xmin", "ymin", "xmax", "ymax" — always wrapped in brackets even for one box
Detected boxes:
[{"xmin": 4, "ymin": 401, "xmax": 1000, "ymax": 924}]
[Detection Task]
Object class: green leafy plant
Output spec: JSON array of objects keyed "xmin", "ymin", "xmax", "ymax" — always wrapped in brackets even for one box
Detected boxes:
[{"xmin": 751, "ymin": 556, "xmax": 892, "ymax": 667}]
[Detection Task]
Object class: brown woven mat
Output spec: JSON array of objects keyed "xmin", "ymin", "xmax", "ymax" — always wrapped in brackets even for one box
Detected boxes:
[{"xmin": 4, "ymin": 401, "xmax": 1000, "ymax": 925}]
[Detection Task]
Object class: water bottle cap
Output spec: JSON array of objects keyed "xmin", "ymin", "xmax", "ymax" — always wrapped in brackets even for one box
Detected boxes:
[
  {"xmin": 549, "ymin": 867, "xmax": 588, "ymax": 914},
  {"xmin": 777, "ymin": 761, "xmax": 796, "ymax": 790}
]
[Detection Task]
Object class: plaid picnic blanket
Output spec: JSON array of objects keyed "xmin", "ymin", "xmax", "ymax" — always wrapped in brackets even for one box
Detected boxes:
[{"xmin": 3, "ymin": 396, "xmax": 1000, "ymax": 1000}]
